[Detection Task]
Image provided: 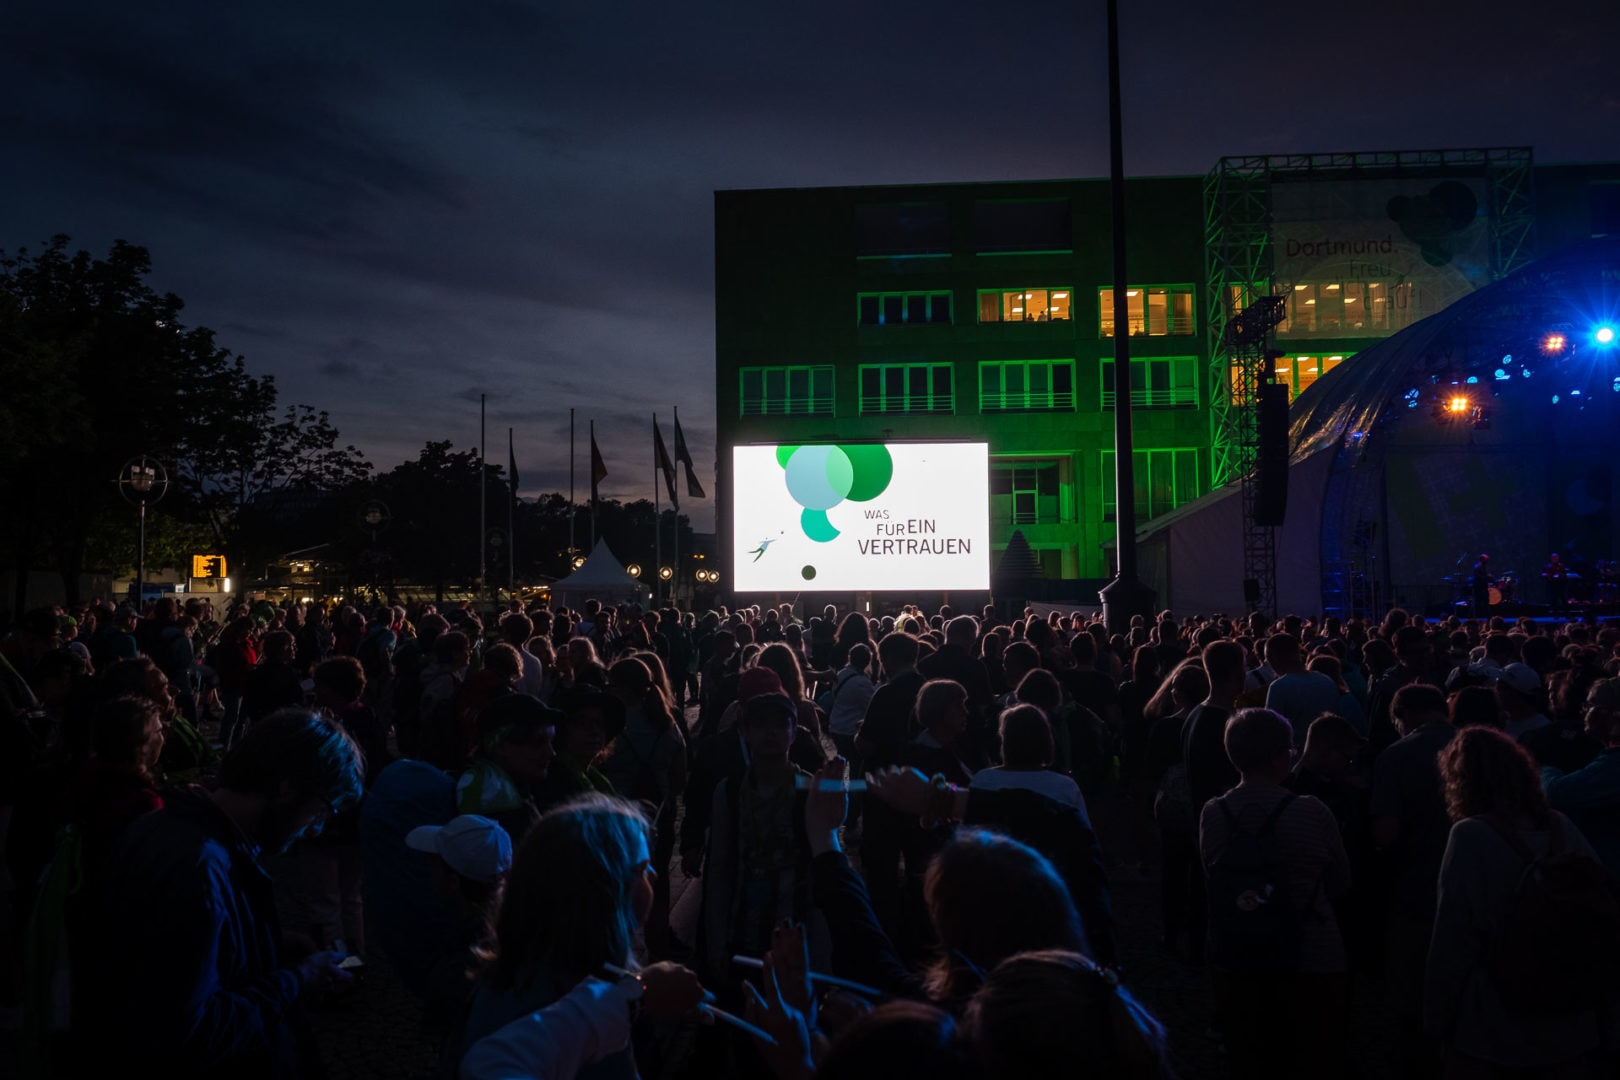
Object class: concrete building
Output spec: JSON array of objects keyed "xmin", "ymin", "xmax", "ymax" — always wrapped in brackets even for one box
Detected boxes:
[{"xmin": 714, "ymin": 149, "xmax": 1620, "ymax": 603}]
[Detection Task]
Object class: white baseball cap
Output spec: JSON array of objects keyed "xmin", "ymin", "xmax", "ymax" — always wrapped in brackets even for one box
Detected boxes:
[{"xmin": 406, "ymin": 814, "xmax": 513, "ymax": 883}]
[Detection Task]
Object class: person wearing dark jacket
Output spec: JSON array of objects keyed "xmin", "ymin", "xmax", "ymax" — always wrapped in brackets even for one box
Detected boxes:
[
  {"xmin": 87, "ymin": 709, "xmax": 365, "ymax": 1079},
  {"xmin": 243, "ymin": 631, "xmax": 305, "ymax": 725},
  {"xmin": 806, "ymin": 758, "xmax": 1105, "ymax": 1010}
]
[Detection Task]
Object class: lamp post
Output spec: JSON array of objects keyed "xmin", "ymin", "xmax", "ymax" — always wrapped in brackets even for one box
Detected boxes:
[
  {"xmin": 1096, "ymin": 0, "xmax": 1156, "ymax": 633},
  {"xmin": 117, "ymin": 455, "xmax": 169, "ymax": 608}
]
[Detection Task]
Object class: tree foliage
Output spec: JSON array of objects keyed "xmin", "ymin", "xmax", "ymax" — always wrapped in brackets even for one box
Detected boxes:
[{"xmin": 0, "ymin": 236, "xmax": 370, "ymax": 607}]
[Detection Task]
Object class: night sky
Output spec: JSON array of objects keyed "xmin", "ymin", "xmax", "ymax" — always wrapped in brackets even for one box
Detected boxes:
[{"xmin": 6, "ymin": 0, "xmax": 1617, "ymax": 529}]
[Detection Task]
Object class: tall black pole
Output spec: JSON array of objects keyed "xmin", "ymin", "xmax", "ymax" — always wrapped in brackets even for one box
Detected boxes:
[
  {"xmin": 479, "ymin": 393, "xmax": 488, "ymax": 599},
  {"xmin": 137, "ymin": 501, "xmax": 146, "ymax": 610},
  {"xmin": 508, "ymin": 426, "xmax": 516, "ymax": 597},
  {"xmin": 569, "ymin": 408, "xmax": 577, "ymax": 559},
  {"xmin": 1097, "ymin": 0, "xmax": 1155, "ymax": 632}
]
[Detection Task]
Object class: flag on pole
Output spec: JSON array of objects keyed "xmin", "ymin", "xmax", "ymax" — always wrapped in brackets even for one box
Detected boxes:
[
  {"xmin": 654, "ymin": 416, "xmax": 679, "ymax": 511},
  {"xmin": 590, "ymin": 430, "xmax": 608, "ymax": 503},
  {"xmin": 673, "ymin": 407, "xmax": 706, "ymax": 499},
  {"xmin": 508, "ymin": 435, "xmax": 520, "ymax": 502}
]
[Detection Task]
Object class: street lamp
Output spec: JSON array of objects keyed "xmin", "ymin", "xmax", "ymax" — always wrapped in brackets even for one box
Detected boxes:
[{"xmin": 117, "ymin": 455, "xmax": 169, "ymax": 608}]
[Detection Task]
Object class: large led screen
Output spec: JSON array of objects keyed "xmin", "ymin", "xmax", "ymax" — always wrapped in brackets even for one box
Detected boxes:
[{"xmin": 733, "ymin": 442, "xmax": 989, "ymax": 592}]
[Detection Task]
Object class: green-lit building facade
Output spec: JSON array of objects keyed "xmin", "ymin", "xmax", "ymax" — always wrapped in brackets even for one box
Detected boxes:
[{"xmin": 714, "ymin": 149, "xmax": 1620, "ymax": 600}]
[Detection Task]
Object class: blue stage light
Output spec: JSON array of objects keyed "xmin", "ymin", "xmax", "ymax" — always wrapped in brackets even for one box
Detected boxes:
[
  {"xmin": 1466, "ymin": 376, "xmax": 1479, "ymax": 384},
  {"xmin": 1597, "ymin": 326, "xmax": 1617, "ymax": 346},
  {"xmin": 1494, "ymin": 368, "xmax": 1510, "ymax": 381},
  {"xmin": 1553, "ymin": 395, "xmax": 1561, "ymax": 404}
]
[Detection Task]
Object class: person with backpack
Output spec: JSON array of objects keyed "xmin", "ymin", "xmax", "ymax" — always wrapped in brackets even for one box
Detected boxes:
[
  {"xmin": 1425, "ymin": 725, "xmax": 1620, "ymax": 1076},
  {"xmin": 1199, "ymin": 707, "xmax": 1351, "ymax": 1080}
]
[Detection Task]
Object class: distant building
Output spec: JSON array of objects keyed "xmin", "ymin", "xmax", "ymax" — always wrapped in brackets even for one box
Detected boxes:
[{"xmin": 714, "ymin": 148, "xmax": 1620, "ymax": 600}]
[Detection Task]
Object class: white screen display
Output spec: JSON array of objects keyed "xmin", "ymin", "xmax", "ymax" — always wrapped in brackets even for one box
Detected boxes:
[{"xmin": 732, "ymin": 442, "xmax": 990, "ymax": 592}]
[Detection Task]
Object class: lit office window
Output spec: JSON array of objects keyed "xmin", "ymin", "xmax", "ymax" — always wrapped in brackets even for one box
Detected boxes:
[
  {"xmin": 978, "ymin": 288, "xmax": 1073, "ymax": 323},
  {"xmin": 990, "ymin": 461, "xmax": 1062, "ymax": 526},
  {"xmin": 1281, "ymin": 280, "xmax": 1417, "ymax": 337},
  {"xmin": 1100, "ymin": 357, "xmax": 1200, "ymax": 409},
  {"xmin": 979, "ymin": 360, "xmax": 1076, "ymax": 412},
  {"xmin": 856, "ymin": 292, "xmax": 953, "ymax": 326},
  {"xmin": 1098, "ymin": 286, "xmax": 1195, "ymax": 336},
  {"xmin": 1100, "ymin": 448, "xmax": 1202, "ymax": 522},
  {"xmin": 1227, "ymin": 354, "xmax": 1350, "ymax": 402},
  {"xmin": 739, "ymin": 366, "xmax": 835, "ymax": 417},
  {"xmin": 858, "ymin": 364, "xmax": 954, "ymax": 415}
]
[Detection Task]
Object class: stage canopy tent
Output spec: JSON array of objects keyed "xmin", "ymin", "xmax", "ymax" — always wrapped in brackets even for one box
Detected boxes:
[{"xmin": 1131, "ymin": 235, "xmax": 1620, "ymax": 618}]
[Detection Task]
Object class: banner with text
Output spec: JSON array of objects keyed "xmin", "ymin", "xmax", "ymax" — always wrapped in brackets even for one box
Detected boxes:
[
  {"xmin": 1271, "ymin": 175, "xmax": 1490, "ymax": 339},
  {"xmin": 733, "ymin": 442, "xmax": 989, "ymax": 592}
]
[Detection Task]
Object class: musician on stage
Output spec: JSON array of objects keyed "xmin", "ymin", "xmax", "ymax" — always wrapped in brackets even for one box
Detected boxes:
[
  {"xmin": 1543, "ymin": 552, "xmax": 1569, "ymax": 616},
  {"xmin": 1471, "ymin": 554, "xmax": 1491, "ymax": 616}
]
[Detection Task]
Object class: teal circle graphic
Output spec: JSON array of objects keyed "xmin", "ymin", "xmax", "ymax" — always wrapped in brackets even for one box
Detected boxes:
[
  {"xmin": 801, "ymin": 565, "xmax": 817, "ymax": 580},
  {"xmin": 800, "ymin": 507, "xmax": 840, "ymax": 543}
]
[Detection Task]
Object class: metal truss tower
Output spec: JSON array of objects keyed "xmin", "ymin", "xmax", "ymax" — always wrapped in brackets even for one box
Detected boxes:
[{"xmin": 1224, "ymin": 296, "xmax": 1288, "ymax": 615}]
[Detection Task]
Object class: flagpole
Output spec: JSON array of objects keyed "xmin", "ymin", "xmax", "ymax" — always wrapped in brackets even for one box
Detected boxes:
[
  {"xmin": 569, "ymin": 407, "xmax": 576, "ymax": 560},
  {"xmin": 508, "ymin": 426, "xmax": 516, "ymax": 597},
  {"xmin": 590, "ymin": 419, "xmax": 597, "ymax": 551},
  {"xmin": 653, "ymin": 413, "xmax": 661, "ymax": 606},
  {"xmin": 480, "ymin": 393, "xmax": 487, "ymax": 601}
]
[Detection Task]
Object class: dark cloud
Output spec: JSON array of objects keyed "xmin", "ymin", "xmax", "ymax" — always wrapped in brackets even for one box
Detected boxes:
[{"xmin": 4, "ymin": 0, "xmax": 1616, "ymax": 533}]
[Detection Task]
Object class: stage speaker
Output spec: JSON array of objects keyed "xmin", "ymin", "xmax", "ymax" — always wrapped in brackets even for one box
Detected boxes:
[{"xmin": 1254, "ymin": 382, "xmax": 1290, "ymax": 526}]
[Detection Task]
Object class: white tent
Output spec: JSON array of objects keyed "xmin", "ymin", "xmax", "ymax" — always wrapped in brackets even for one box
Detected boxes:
[
  {"xmin": 547, "ymin": 540, "xmax": 650, "ymax": 608},
  {"xmin": 1133, "ymin": 447, "xmax": 1334, "ymax": 616}
]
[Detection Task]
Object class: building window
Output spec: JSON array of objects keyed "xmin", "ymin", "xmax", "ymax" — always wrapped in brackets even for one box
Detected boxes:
[
  {"xmin": 1230, "ymin": 354, "xmax": 1351, "ymax": 402},
  {"xmin": 973, "ymin": 199, "xmax": 1072, "ymax": 254},
  {"xmin": 991, "ymin": 461, "xmax": 1062, "ymax": 526},
  {"xmin": 1280, "ymin": 281, "xmax": 1416, "ymax": 337},
  {"xmin": 1100, "ymin": 357, "xmax": 1200, "ymax": 409},
  {"xmin": 1099, "ymin": 448, "xmax": 1201, "ymax": 522},
  {"xmin": 855, "ymin": 202, "xmax": 951, "ymax": 258},
  {"xmin": 979, "ymin": 360, "xmax": 1075, "ymax": 412},
  {"xmin": 977, "ymin": 288, "xmax": 1072, "ymax": 323},
  {"xmin": 739, "ymin": 366, "xmax": 835, "ymax": 417},
  {"xmin": 857, "ymin": 292, "xmax": 953, "ymax": 326},
  {"xmin": 1098, "ymin": 286, "xmax": 1196, "ymax": 337},
  {"xmin": 859, "ymin": 364, "xmax": 954, "ymax": 415}
]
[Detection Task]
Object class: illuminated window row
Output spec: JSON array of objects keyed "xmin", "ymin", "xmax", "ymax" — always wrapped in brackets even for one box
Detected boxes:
[
  {"xmin": 738, "ymin": 366, "xmax": 835, "ymax": 417},
  {"xmin": 1100, "ymin": 448, "xmax": 1202, "ymax": 522},
  {"xmin": 857, "ymin": 292, "xmax": 953, "ymax": 326},
  {"xmin": 1281, "ymin": 281, "xmax": 1417, "ymax": 336},
  {"xmin": 859, "ymin": 364, "xmax": 954, "ymax": 415},
  {"xmin": 742, "ymin": 359, "xmax": 1212, "ymax": 416},
  {"xmin": 1101, "ymin": 357, "xmax": 1199, "ymax": 409},
  {"xmin": 860, "ymin": 286, "xmax": 1197, "ymax": 335},
  {"xmin": 1227, "ymin": 354, "xmax": 1352, "ymax": 402}
]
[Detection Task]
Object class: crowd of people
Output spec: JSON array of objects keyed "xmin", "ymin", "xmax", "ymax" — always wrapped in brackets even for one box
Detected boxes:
[{"xmin": 3, "ymin": 592, "xmax": 1620, "ymax": 1079}]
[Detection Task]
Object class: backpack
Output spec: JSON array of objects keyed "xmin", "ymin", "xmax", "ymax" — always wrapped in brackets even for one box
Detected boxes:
[
  {"xmin": 1485, "ymin": 813, "xmax": 1620, "ymax": 1017},
  {"xmin": 1205, "ymin": 794, "xmax": 1305, "ymax": 972}
]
